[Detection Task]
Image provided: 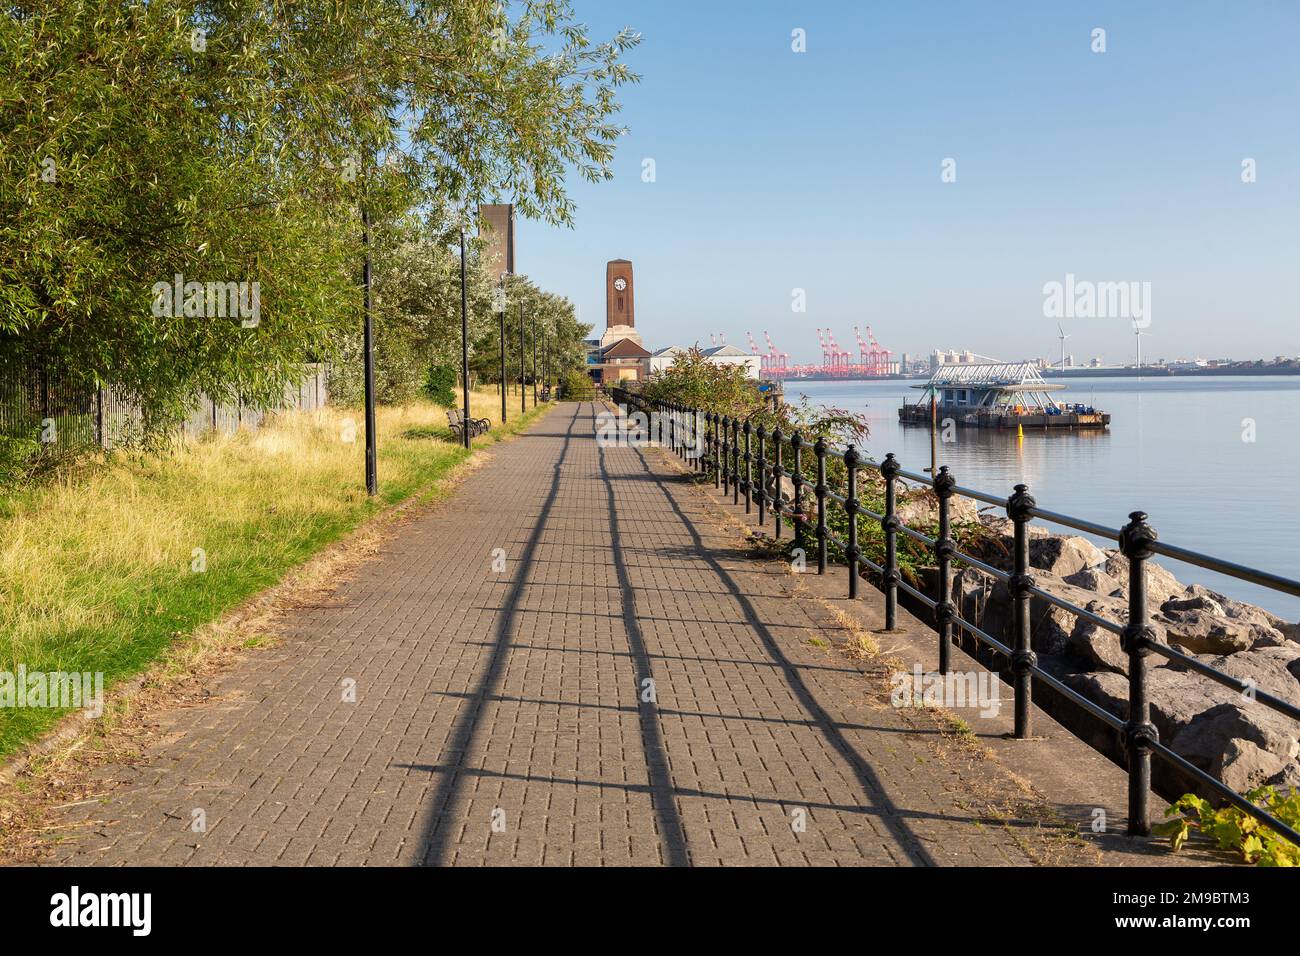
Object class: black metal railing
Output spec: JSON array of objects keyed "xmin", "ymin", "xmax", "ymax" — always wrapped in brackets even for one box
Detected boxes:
[{"xmin": 609, "ymin": 387, "xmax": 1300, "ymax": 846}]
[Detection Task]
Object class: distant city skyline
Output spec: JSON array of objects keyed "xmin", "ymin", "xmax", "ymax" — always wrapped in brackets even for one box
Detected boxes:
[{"xmin": 513, "ymin": 1, "xmax": 1300, "ymax": 365}]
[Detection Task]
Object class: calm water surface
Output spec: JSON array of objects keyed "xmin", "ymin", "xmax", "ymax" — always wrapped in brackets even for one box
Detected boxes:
[{"xmin": 790, "ymin": 376, "xmax": 1300, "ymax": 620}]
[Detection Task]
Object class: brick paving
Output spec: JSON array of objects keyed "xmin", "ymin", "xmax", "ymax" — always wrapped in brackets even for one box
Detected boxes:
[{"xmin": 38, "ymin": 402, "xmax": 1146, "ymax": 866}]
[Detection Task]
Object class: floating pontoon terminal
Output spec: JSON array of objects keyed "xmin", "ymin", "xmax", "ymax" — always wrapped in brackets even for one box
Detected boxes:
[{"xmin": 898, "ymin": 362, "xmax": 1110, "ymax": 429}]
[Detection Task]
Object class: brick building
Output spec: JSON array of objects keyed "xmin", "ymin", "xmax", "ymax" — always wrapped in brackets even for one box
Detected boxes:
[{"xmin": 589, "ymin": 259, "xmax": 649, "ymax": 384}]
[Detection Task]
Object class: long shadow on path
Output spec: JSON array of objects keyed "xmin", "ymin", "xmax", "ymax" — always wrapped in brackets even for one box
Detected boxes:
[
  {"xmin": 617, "ymin": 442, "xmax": 939, "ymax": 865},
  {"xmin": 412, "ymin": 403, "xmax": 689, "ymax": 866},
  {"xmin": 413, "ymin": 404, "xmax": 579, "ymax": 865}
]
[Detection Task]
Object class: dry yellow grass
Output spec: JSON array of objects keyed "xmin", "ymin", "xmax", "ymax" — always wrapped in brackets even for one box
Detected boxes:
[{"xmin": 0, "ymin": 387, "xmax": 550, "ymax": 755}]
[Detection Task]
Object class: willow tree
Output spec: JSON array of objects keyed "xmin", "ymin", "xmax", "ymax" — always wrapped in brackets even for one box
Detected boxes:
[{"xmin": 0, "ymin": 1, "xmax": 638, "ymax": 432}]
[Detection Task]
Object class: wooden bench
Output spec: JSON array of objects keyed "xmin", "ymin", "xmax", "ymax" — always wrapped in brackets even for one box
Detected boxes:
[{"xmin": 447, "ymin": 408, "xmax": 491, "ymax": 441}]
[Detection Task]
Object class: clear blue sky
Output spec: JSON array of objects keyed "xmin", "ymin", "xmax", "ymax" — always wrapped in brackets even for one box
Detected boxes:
[{"xmin": 514, "ymin": 1, "xmax": 1300, "ymax": 365}]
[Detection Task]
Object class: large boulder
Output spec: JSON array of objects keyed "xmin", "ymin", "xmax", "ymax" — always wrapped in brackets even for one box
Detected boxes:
[
  {"xmin": 1062, "ymin": 665, "xmax": 1300, "ymax": 796},
  {"xmin": 1156, "ymin": 607, "xmax": 1255, "ymax": 655},
  {"xmin": 1103, "ymin": 552, "xmax": 1184, "ymax": 607},
  {"xmin": 1154, "ymin": 580, "xmax": 1299, "ymax": 653},
  {"xmin": 1163, "ymin": 593, "xmax": 1226, "ymax": 616},
  {"xmin": 1027, "ymin": 575, "xmax": 1110, "ymax": 658},
  {"xmin": 1063, "ymin": 566, "xmax": 1125, "ymax": 597},
  {"xmin": 1198, "ymin": 645, "xmax": 1300, "ymax": 707},
  {"xmin": 952, "ymin": 567, "xmax": 1004, "ymax": 638},
  {"xmin": 1169, "ymin": 703, "xmax": 1300, "ymax": 793},
  {"xmin": 1030, "ymin": 536, "xmax": 1107, "ymax": 578},
  {"xmin": 1063, "ymin": 664, "xmax": 1239, "ymax": 741},
  {"xmin": 933, "ymin": 528, "xmax": 1300, "ymax": 804},
  {"xmin": 951, "ymin": 568, "xmax": 1096, "ymax": 658},
  {"xmin": 1067, "ymin": 595, "xmax": 1167, "ymax": 675},
  {"xmin": 1216, "ymin": 594, "xmax": 1291, "ymax": 648},
  {"xmin": 979, "ymin": 515, "xmax": 1051, "ymax": 539},
  {"xmin": 895, "ymin": 487, "xmax": 979, "ymax": 528},
  {"xmin": 765, "ymin": 472, "xmax": 796, "ymax": 504}
]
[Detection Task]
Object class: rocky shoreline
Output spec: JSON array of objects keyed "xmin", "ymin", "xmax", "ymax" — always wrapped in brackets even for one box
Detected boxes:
[
  {"xmin": 940, "ymin": 510, "xmax": 1300, "ymax": 803},
  {"xmin": 765, "ymin": 469, "xmax": 1299, "ymax": 806}
]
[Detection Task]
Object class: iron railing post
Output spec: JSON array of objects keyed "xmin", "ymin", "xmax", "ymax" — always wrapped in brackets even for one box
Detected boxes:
[
  {"xmin": 790, "ymin": 432, "xmax": 805, "ymax": 550},
  {"xmin": 721, "ymin": 415, "xmax": 728, "ymax": 490},
  {"xmin": 726, "ymin": 417, "xmax": 735, "ymax": 499},
  {"xmin": 1007, "ymin": 483, "xmax": 1038, "ymax": 739},
  {"xmin": 881, "ymin": 453, "xmax": 900, "ymax": 630},
  {"xmin": 732, "ymin": 418, "xmax": 740, "ymax": 505},
  {"xmin": 813, "ymin": 437, "xmax": 827, "ymax": 574},
  {"xmin": 772, "ymin": 428, "xmax": 784, "ymax": 538},
  {"xmin": 843, "ymin": 445, "xmax": 860, "ymax": 599},
  {"xmin": 933, "ymin": 465, "xmax": 956, "ymax": 675},
  {"xmin": 696, "ymin": 409, "xmax": 705, "ymax": 472},
  {"xmin": 720, "ymin": 415, "xmax": 729, "ymax": 495},
  {"xmin": 702, "ymin": 409, "xmax": 709, "ymax": 469},
  {"xmin": 686, "ymin": 408, "xmax": 694, "ymax": 467},
  {"xmin": 756, "ymin": 425, "xmax": 767, "ymax": 526},
  {"xmin": 712, "ymin": 413, "xmax": 720, "ymax": 487},
  {"xmin": 742, "ymin": 421, "xmax": 753, "ymax": 513},
  {"xmin": 1119, "ymin": 510, "xmax": 1159, "ymax": 837}
]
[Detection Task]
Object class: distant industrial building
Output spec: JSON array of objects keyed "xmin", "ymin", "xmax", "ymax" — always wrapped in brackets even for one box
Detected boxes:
[
  {"xmin": 647, "ymin": 344, "xmax": 761, "ymax": 379},
  {"xmin": 930, "ymin": 349, "xmax": 978, "ymax": 371}
]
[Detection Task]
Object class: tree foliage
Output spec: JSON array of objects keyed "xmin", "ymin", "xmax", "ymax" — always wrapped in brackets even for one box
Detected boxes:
[{"xmin": 0, "ymin": 1, "xmax": 636, "ymax": 431}]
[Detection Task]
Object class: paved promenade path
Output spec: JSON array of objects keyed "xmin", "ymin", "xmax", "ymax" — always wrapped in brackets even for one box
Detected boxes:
[{"xmin": 37, "ymin": 402, "xmax": 1189, "ymax": 866}]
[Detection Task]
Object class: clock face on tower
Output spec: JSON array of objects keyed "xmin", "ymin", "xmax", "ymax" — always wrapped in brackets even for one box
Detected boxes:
[{"xmin": 613, "ymin": 277, "xmax": 627, "ymax": 292}]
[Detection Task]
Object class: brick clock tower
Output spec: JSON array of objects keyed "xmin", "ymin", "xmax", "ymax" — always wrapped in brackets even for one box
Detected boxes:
[
  {"xmin": 606, "ymin": 259, "xmax": 633, "ymax": 328},
  {"xmin": 601, "ymin": 259, "xmax": 643, "ymax": 349}
]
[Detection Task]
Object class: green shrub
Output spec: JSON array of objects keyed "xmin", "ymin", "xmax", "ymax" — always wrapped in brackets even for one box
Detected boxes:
[
  {"xmin": 561, "ymin": 369, "xmax": 596, "ymax": 401},
  {"xmin": 423, "ymin": 364, "xmax": 458, "ymax": 407}
]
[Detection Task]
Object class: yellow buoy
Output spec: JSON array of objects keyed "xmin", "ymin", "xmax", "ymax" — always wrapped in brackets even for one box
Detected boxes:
[{"xmin": 1017, "ymin": 423, "xmax": 1023, "ymax": 438}]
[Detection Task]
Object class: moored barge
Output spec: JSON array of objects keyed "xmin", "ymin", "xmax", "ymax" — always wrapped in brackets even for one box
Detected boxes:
[{"xmin": 898, "ymin": 362, "xmax": 1110, "ymax": 429}]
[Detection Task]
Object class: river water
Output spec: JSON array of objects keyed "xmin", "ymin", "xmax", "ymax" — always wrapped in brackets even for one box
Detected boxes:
[{"xmin": 789, "ymin": 376, "xmax": 1300, "ymax": 621}]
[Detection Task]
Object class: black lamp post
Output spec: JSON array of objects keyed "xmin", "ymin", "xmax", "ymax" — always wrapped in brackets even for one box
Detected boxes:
[
  {"xmin": 519, "ymin": 302, "xmax": 526, "ymax": 414},
  {"xmin": 532, "ymin": 311, "xmax": 538, "ymax": 405},
  {"xmin": 459, "ymin": 225, "xmax": 471, "ymax": 449},
  {"xmin": 497, "ymin": 277, "xmax": 507, "ymax": 424},
  {"xmin": 362, "ymin": 206, "xmax": 377, "ymax": 496}
]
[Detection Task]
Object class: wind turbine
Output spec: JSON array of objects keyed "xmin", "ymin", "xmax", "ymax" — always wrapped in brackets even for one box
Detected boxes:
[
  {"xmin": 1057, "ymin": 322, "xmax": 1072, "ymax": 370},
  {"xmin": 1133, "ymin": 322, "xmax": 1150, "ymax": 376}
]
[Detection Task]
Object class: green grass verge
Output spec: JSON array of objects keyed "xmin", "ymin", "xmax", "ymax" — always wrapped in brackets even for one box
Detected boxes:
[{"xmin": 0, "ymin": 395, "xmax": 553, "ymax": 757}]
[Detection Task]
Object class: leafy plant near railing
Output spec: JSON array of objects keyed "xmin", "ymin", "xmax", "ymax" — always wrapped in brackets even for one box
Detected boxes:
[
  {"xmin": 1153, "ymin": 787, "xmax": 1300, "ymax": 866},
  {"xmin": 562, "ymin": 370, "xmax": 596, "ymax": 401},
  {"xmin": 637, "ymin": 361, "xmax": 999, "ymax": 581}
]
